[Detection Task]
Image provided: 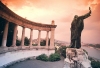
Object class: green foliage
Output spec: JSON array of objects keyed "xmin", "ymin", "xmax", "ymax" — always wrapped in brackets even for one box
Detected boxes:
[
  {"xmin": 89, "ymin": 57, "xmax": 100, "ymax": 68},
  {"xmin": 16, "ymin": 37, "xmax": 30, "ymax": 46},
  {"xmin": 40, "ymin": 40, "xmax": 46, "ymax": 46},
  {"xmin": 40, "ymin": 39, "xmax": 50, "ymax": 46},
  {"xmin": 49, "ymin": 53, "xmax": 60, "ymax": 62},
  {"xmin": 16, "ymin": 39, "xmax": 21, "ymax": 46},
  {"xmin": 24, "ymin": 37, "xmax": 30, "ymax": 46},
  {"xmin": 88, "ymin": 57, "xmax": 94, "ymax": 61},
  {"xmin": 88, "ymin": 44, "xmax": 100, "ymax": 48},
  {"xmin": 36, "ymin": 53, "xmax": 61, "ymax": 62},
  {"xmin": 91, "ymin": 60, "xmax": 100, "ymax": 68},
  {"xmin": 32, "ymin": 44, "xmax": 37, "ymax": 46},
  {"xmin": 36, "ymin": 54, "xmax": 48, "ymax": 61},
  {"xmin": 59, "ymin": 46, "xmax": 67, "ymax": 58}
]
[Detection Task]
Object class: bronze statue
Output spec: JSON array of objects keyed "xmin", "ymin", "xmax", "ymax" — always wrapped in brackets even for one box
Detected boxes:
[{"xmin": 70, "ymin": 7, "xmax": 91, "ymax": 49}]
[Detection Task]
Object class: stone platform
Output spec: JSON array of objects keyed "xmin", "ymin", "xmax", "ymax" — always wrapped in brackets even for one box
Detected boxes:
[{"xmin": 63, "ymin": 48, "xmax": 92, "ymax": 68}]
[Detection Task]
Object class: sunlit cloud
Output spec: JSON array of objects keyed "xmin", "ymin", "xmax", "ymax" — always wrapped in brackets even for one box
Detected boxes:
[{"xmin": 2, "ymin": 0, "xmax": 100, "ymax": 44}]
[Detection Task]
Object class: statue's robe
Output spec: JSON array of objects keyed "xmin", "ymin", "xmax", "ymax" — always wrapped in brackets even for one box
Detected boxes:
[{"xmin": 70, "ymin": 10, "xmax": 91, "ymax": 49}]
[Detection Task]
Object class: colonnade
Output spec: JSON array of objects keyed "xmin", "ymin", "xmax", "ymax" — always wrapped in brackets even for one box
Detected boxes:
[
  {"xmin": 1, "ymin": 21, "xmax": 55, "ymax": 50},
  {"xmin": 0, "ymin": 1, "xmax": 56, "ymax": 51}
]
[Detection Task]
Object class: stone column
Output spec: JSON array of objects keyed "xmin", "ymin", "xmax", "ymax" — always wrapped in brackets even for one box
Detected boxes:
[
  {"xmin": 12, "ymin": 24, "xmax": 18, "ymax": 47},
  {"xmin": 38, "ymin": 30, "xmax": 41, "ymax": 47},
  {"xmin": 29, "ymin": 29, "xmax": 33, "ymax": 48},
  {"xmin": 1, "ymin": 21, "xmax": 9, "ymax": 47},
  {"xmin": 21, "ymin": 27, "xmax": 25, "ymax": 46},
  {"xmin": 46, "ymin": 31, "xmax": 49, "ymax": 48},
  {"xmin": 50, "ymin": 20, "xmax": 55, "ymax": 49}
]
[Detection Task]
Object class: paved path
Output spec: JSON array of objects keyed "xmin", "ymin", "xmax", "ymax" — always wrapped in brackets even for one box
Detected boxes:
[{"xmin": 7, "ymin": 59, "xmax": 64, "ymax": 68}]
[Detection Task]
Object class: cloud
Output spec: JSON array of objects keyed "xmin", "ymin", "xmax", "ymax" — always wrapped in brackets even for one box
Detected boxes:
[
  {"xmin": 1, "ymin": 0, "xmax": 100, "ymax": 43},
  {"xmin": 90, "ymin": 3, "xmax": 100, "ymax": 23},
  {"xmin": 2, "ymin": 0, "xmax": 27, "ymax": 8}
]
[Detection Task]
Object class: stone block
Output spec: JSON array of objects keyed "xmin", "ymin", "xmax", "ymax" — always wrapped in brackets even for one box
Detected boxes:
[
  {"xmin": 8, "ymin": 47, "xmax": 15, "ymax": 52},
  {"xmin": 64, "ymin": 48, "xmax": 92, "ymax": 68},
  {"xmin": 17, "ymin": 46, "xmax": 22, "ymax": 50},
  {"xmin": 0, "ymin": 47, "xmax": 8, "ymax": 54}
]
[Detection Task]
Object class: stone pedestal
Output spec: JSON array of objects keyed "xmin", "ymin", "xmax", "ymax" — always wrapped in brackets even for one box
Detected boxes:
[{"xmin": 64, "ymin": 48, "xmax": 92, "ymax": 68}]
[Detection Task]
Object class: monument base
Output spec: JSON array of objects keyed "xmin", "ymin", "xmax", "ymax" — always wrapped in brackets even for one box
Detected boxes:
[{"xmin": 63, "ymin": 48, "xmax": 92, "ymax": 68}]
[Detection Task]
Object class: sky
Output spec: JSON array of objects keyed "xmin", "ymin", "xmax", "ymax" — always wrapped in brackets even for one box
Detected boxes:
[{"xmin": 2, "ymin": 0, "xmax": 100, "ymax": 44}]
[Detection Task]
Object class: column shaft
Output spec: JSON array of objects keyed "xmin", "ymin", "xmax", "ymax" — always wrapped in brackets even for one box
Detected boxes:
[
  {"xmin": 21, "ymin": 27, "xmax": 25, "ymax": 46},
  {"xmin": 29, "ymin": 29, "xmax": 33, "ymax": 47},
  {"xmin": 38, "ymin": 30, "xmax": 41, "ymax": 46},
  {"xmin": 12, "ymin": 24, "xmax": 18, "ymax": 46},
  {"xmin": 1, "ymin": 21, "xmax": 9, "ymax": 47},
  {"xmin": 50, "ymin": 28, "xmax": 55, "ymax": 49},
  {"xmin": 50, "ymin": 20, "xmax": 55, "ymax": 49},
  {"xmin": 46, "ymin": 31, "xmax": 49, "ymax": 47}
]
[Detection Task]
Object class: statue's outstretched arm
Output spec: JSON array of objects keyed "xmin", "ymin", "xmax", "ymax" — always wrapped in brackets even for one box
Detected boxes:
[{"xmin": 79, "ymin": 7, "xmax": 91, "ymax": 19}]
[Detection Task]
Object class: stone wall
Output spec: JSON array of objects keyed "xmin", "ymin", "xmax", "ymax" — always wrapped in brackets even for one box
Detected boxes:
[{"xmin": 0, "ymin": 49, "xmax": 54, "ymax": 68}]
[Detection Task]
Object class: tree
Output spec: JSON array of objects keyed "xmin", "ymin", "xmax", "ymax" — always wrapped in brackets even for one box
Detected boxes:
[
  {"xmin": 40, "ymin": 40, "xmax": 46, "ymax": 46},
  {"xmin": 24, "ymin": 37, "xmax": 30, "ymax": 46},
  {"xmin": 40, "ymin": 39, "xmax": 50, "ymax": 46},
  {"xmin": 16, "ymin": 39, "xmax": 21, "ymax": 46}
]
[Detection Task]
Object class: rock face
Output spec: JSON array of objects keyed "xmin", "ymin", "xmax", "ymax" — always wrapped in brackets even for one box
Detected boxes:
[{"xmin": 64, "ymin": 48, "xmax": 92, "ymax": 68}]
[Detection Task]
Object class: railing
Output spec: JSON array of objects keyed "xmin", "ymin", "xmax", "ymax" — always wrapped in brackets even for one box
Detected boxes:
[{"xmin": 0, "ymin": 46, "xmax": 51, "ymax": 54}]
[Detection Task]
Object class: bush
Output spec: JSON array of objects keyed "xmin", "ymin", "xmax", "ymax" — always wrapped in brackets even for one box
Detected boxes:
[
  {"xmin": 32, "ymin": 44, "xmax": 38, "ymax": 46},
  {"xmin": 59, "ymin": 46, "xmax": 67, "ymax": 58},
  {"xmin": 36, "ymin": 54, "xmax": 48, "ymax": 61},
  {"xmin": 88, "ymin": 57, "xmax": 95, "ymax": 61},
  {"xmin": 91, "ymin": 60, "xmax": 100, "ymax": 68},
  {"xmin": 89, "ymin": 57, "xmax": 100, "ymax": 68},
  {"xmin": 24, "ymin": 37, "xmax": 30, "ymax": 46},
  {"xmin": 16, "ymin": 39, "xmax": 21, "ymax": 46},
  {"xmin": 40, "ymin": 40, "xmax": 46, "ymax": 46},
  {"xmin": 36, "ymin": 53, "xmax": 61, "ymax": 62},
  {"xmin": 49, "ymin": 53, "xmax": 61, "ymax": 62}
]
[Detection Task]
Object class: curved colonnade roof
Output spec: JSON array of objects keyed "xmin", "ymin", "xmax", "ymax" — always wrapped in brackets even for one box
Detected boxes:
[{"xmin": 0, "ymin": 1, "xmax": 57, "ymax": 31}]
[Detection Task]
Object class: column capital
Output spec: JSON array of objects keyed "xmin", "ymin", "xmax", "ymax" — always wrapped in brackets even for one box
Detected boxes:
[
  {"xmin": 22, "ymin": 26, "xmax": 25, "ymax": 28},
  {"xmin": 38, "ymin": 29, "xmax": 41, "ymax": 32},
  {"xmin": 47, "ymin": 31, "xmax": 49, "ymax": 32},
  {"xmin": 31, "ymin": 28, "xmax": 33, "ymax": 30}
]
